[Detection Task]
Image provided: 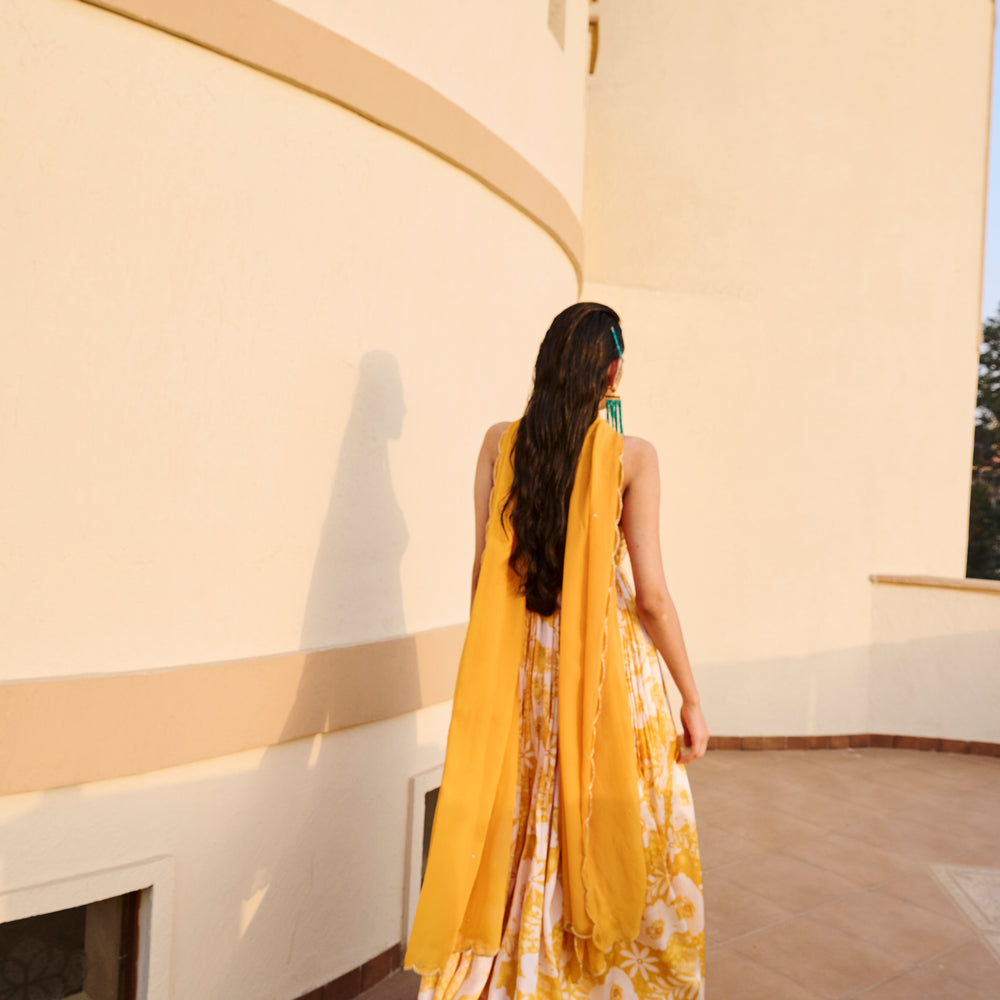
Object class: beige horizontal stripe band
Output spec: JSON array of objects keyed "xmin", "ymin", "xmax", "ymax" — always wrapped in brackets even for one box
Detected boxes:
[
  {"xmin": 0, "ymin": 625, "xmax": 465, "ymax": 796},
  {"xmin": 869, "ymin": 573, "xmax": 1000, "ymax": 594},
  {"xmin": 79, "ymin": 0, "xmax": 583, "ymax": 285}
]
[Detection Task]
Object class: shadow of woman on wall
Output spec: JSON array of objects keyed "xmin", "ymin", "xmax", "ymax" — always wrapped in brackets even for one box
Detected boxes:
[
  {"xmin": 226, "ymin": 350, "xmax": 422, "ymax": 999},
  {"xmin": 300, "ymin": 349, "xmax": 411, "ymax": 655}
]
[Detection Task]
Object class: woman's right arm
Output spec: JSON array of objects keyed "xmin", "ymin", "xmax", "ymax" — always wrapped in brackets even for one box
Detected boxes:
[
  {"xmin": 620, "ymin": 436, "xmax": 709, "ymax": 763},
  {"xmin": 470, "ymin": 421, "xmax": 511, "ymax": 607}
]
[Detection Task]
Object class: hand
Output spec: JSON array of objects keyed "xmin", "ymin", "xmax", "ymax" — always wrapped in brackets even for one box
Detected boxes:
[{"xmin": 677, "ymin": 701, "xmax": 709, "ymax": 764}]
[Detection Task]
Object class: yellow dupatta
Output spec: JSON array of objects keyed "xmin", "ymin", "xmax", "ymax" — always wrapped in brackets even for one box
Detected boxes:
[{"xmin": 404, "ymin": 418, "xmax": 645, "ymax": 977}]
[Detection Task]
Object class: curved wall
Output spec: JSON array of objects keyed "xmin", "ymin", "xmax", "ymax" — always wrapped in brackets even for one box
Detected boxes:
[
  {"xmin": 0, "ymin": 708, "xmax": 454, "ymax": 1000},
  {"xmin": 1, "ymin": 0, "xmax": 577, "ymax": 680},
  {"xmin": 583, "ymin": 0, "xmax": 994, "ymax": 736},
  {"xmin": 278, "ymin": 0, "xmax": 591, "ymax": 211},
  {"xmin": 0, "ymin": 1, "xmax": 586, "ymax": 996}
]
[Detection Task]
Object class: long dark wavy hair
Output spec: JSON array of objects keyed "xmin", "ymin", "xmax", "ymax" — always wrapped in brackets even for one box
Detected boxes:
[{"xmin": 503, "ymin": 302, "xmax": 624, "ymax": 616}]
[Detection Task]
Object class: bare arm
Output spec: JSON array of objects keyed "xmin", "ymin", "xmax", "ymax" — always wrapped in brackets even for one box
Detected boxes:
[
  {"xmin": 471, "ymin": 422, "xmax": 511, "ymax": 608},
  {"xmin": 620, "ymin": 436, "xmax": 709, "ymax": 763}
]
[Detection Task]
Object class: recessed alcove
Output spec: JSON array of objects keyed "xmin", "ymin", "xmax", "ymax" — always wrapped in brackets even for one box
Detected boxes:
[
  {"xmin": 0, "ymin": 893, "xmax": 140, "ymax": 1000},
  {"xmin": 0, "ymin": 858, "xmax": 172, "ymax": 1000},
  {"xmin": 403, "ymin": 766, "xmax": 444, "ymax": 946}
]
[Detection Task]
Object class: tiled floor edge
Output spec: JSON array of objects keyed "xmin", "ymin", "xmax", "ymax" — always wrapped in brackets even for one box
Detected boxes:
[
  {"xmin": 707, "ymin": 733, "xmax": 1000, "ymax": 755},
  {"xmin": 295, "ymin": 942, "xmax": 402, "ymax": 1000}
]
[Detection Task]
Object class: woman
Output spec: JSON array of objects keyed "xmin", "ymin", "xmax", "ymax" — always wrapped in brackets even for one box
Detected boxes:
[{"xmin": 405, "ymin": 303, "xmax": 708, "ymax": 1000}]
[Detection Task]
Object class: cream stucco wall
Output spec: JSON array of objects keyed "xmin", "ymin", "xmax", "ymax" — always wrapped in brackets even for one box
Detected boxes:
[
  {"xmin": 277, "ymin": 0, "xmax": 591, "ymax": 211},
  {"xmin": 870, "ymin": 581, "xmax": 1000, "ymax": 744},
  {"xmin": 1, "ymin": 0, "xmax": 575, "ymax": 680},
  {"xmin": 0, "ymin": 0, "xmax": 584, "ymax": 995},
  {"xmin": 584, "ymin": 0, "xmax": 994, "ymax": 736},
  {"xmin": 0, "ymin": 705, "xmax": 452, "ymax": 1000}
]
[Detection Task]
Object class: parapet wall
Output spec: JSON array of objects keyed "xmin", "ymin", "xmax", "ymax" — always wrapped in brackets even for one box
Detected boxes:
[{"xmin": 870, "ymin": 576, "xmax": 1000, "ymax": 745}]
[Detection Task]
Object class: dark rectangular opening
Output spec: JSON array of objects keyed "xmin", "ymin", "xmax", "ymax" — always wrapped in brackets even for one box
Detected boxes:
[
  {"xmin": 421, "ymin": 785, "xmax": 440, "ymax": 885},
  {"xmin": 0, "ymin": 891, "xmax": 141, "ymax": 1000}
]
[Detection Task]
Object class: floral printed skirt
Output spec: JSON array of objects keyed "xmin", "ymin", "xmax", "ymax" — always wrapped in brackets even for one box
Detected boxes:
[{"xmin": 418, "ymin": 567, "xmax": 705, "ymax": 1000}]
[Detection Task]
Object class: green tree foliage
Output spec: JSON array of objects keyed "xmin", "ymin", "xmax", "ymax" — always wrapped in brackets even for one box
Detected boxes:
[{"xmin": 967, "ymin": 304, "xmax": 1000, "ymax": 579}]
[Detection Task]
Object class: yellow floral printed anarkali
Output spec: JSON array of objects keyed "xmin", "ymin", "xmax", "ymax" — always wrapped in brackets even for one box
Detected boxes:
[
  {"xmin": 417, "ymin": 555, "xmax": 705, "ymax": 1000},
  {"xmin": 406, "ymin": 418, "xmax": 704, "ymax": 1000}
]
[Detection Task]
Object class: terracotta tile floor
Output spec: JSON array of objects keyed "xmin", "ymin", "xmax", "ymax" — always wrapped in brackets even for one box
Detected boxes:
[{"xmin": 366, "ymin": 748, "xmax": 1000, "ymax": 1000}]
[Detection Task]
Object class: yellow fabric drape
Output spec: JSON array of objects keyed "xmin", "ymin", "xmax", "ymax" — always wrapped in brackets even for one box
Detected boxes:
[{"xmin": 404, "ymin": 418, "xmax": 645, "ymax": 977}]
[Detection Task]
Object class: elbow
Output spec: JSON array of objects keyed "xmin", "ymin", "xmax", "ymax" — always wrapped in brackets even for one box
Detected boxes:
[{"xmin": 635, "ymin": 588, "xmax": 671, "ymax": 622}]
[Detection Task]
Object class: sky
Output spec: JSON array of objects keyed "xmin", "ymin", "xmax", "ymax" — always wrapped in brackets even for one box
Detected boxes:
[{"xmin": 983, "ymin": 17, "xmax": 1000, "ymax": 322}]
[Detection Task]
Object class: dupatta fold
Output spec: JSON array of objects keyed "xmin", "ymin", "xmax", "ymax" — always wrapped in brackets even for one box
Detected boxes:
[{"xmin": 404, "ymin": 418, "xmax": 645, "ymax": 977}]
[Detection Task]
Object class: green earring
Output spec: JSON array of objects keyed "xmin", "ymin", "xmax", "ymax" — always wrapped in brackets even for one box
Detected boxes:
[
  {"xmin": 604, "ymin": 324, "xmax": 624, "ymax": 432},
  {"xmin": 605, "ymin": 395, "xmax": 623, "ymax": 433}
]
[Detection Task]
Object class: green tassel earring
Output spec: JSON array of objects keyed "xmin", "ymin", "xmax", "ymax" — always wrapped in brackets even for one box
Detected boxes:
[
  {"xmin": 604, "ymin": 324, "xmax": 624, "ymax": 432},
  {"xmin": 605, "ymin": 395, "xmax": 623, "ymax": 433}
]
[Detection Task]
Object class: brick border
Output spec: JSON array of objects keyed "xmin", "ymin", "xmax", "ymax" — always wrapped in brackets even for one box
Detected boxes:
[
  {"xmin": 295, "ymin": 943, "xmax": 403, "ymax": 1000},
  {"xmin": 707, "ymin": 733, "xmax": 1000, "ymax": 756}
]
